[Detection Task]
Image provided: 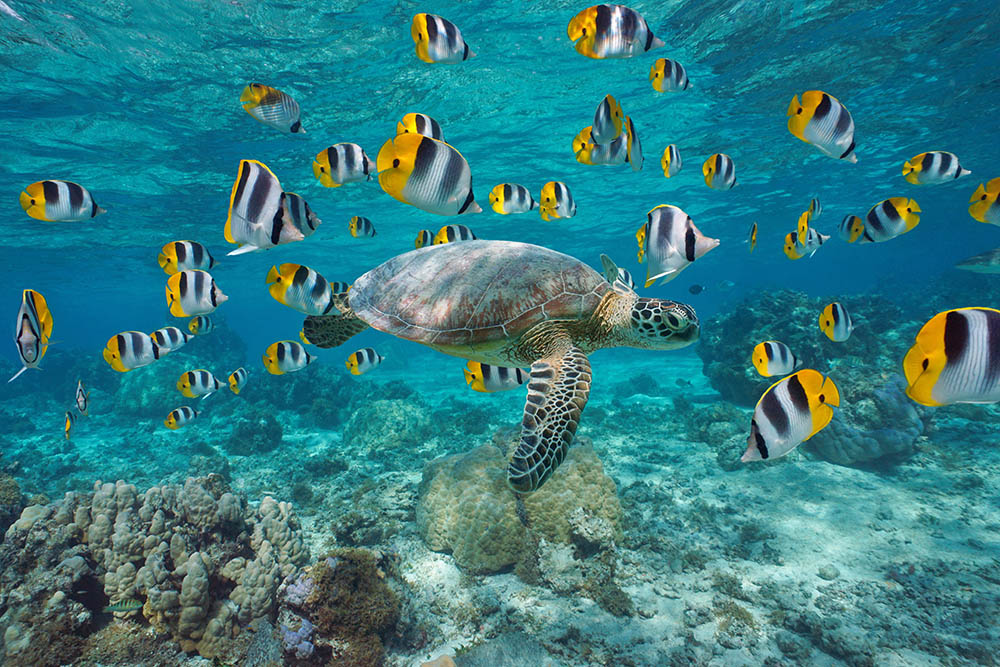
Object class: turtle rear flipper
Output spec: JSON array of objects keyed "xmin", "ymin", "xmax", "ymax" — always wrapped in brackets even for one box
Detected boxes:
[
  {"xmin": 507, "ymin": 343, "xmax": 591, "ymax": 493},
  {"xmin": 302, "ymin": 313, "xmax": 368, "ymax": 348}
]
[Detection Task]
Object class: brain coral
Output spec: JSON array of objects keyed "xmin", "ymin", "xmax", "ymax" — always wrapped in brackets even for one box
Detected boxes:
[{"xmin": 416, "ymin": 436, "xmax": 623, "ymax": 573}]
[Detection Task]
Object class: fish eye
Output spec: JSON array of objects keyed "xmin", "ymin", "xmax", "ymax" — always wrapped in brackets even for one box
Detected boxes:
[
  {"xmin": 320, "ymin": 167, "xmax": 326, "ymax": 172},
  {"xmin": 393, "ymin": 159, "xmax": 400, "ymax": 168},
  {"xmin": 982, "ymin": 195, "xmax": 988, "ymax": 201},
  {"xmin": 581, "ymin": 28, "xmax": 587, "ymax": 35},
  {"xmin": 922, "ymin": 358, "xmax": 929, "ymax": 370},
  {"xmin": 30, "ymin": 199, "xmax": 35, "ymax": 204},
  {"xmin": 819, "ymin": 394, "xmax": 825, "ymax": 402},
  {"xmin": 417, "ymin": 33, "xmax": 422, "ymax": 40},
  {"xmin": 906, "ymin": 208, "xmax": 911, "ymax": 213},
  {"xmin": 796, "ymin": 108, "xmax": 803, "ymax": 114}
]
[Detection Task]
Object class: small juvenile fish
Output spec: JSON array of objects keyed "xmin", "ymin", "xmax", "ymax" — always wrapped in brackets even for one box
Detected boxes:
[
  {"xmin": 397, "ymin": 113, "xmax": 444, "ymax": 140},
  {"xmin": 624, "ymin": 116, "xmax": 643, "ymax": 171},
  {"xmin": 649, "ymin": 58, "xmax": 690, "ymax": 92},
  {"xmin": 748, "ymin": 222, "xmax": 758, "ymax": 252},
  {"xmin": 819, "ymin": 302, "xmax": 853, "ymax": 342},
  {"xmin": 225, "ymin": 160, "xmax": 303, "ymax": 255},
  {"xmin": 266, "ymin": 263, "xmax": 336, "ymax": 316},
  {"xmin": 313, "ymin": 143, "xmax": 374, "ymax": 188},
  {"xmin": 158, "ymin": 240, "xmax": 215, "ymax": 276},
  {"xmin": 903, "ymin": 307, "xmax": 1000, "ymax": 406},
  {"xmin": 346, "ymin": 347, "xmax": 384, "ymax": 376},
  {"xmin": 103, "ymin": 599, "xmax": 143, "ymax": 613},
  {"xmin": 64, "ymin": 410, "xmax": 77, "ymax": 440},
  {"xmin": 539, "ymin": 182, "xmax": 576, "ymax": 221},
  {"xmin": 787, "ymin": 90, "xmax": 857, "ymax": 163},
  {"xmin": 838, "ymin": 214, "xmax": 864, "ymax": 243},
  {"xmin": 164, "ymin": 406, "xmax": 198, "ymax": 430},
  {"xmin": 281, "ymin": 193, "xmax": 322, "ymax": 238},
  {"xmin": 902, "ymin": 151, "xmax": 970, "ymax": 185},
  {"xmin": 150, "ymin": 325, "xmax": 188, "ymax": 359},
  {"xmin": 228, "ymin": 367, "xmax": 248, "ymax": 395},
  {"xmin": 377, "ymin": 134, "xmax": 480, "ymax": 216},
  {"xmin": 489, "ymin": 184, "xmax": 538, "ymax": 214},
  {"xmin": 636, "ymin": 204, "xmax": 720, "ymax": 286},
  {"xmin": 433, "ymin": 224, "xmax": 477, "ymax": 245},
  {"xmin": 783, "ymin": 227, "xmax": 830, "ymax": 260},
  {"xmin": 752, "ymin": 341, "xmax": 802, "ymax": 377},
  {"xmin": 240, "ymin": 83, "xmax": 304, "ymax": 134},
  {"xmin": 703, "ymin": 153, "xmax": 736, "ymax": 190},
  {"xmin": 188, "ymin": 316, "xmax": 214, "ymax": 336},
  {"xmin": 75, "ymin": 380, "xmax": 89, "ymax": 416},
  {"xmin": 464, "ymin": 361, "xmax": 528, "ymax": 393},
  {"xmin": 103, "ymin": 331, "xmax": 160, "ymax": 372},
  {"xmin": 177, "ymin": 369, "xmax": 221, "ymax": 399},
  {"xmin": 616, "ymin": 267, "xmax": 635, "ymax": 290},
  {"xmin": 567, "ymin": 4, "xmax": 664, "ymax": 59},
  {"xmin": 348, "ymin": 216, "xmax": 377, "ymax": 238},
  {"xmin": 415, "ymin": 229, "xmax": 434, "ymax": 248},
  {"xmin": 9, "ymin": 289, "xmax": 52, "ymax": 383},
  {"xmin": 968, "ymin": 177, "xmax": 1000, "ymax": 226},
  {"xmin": 742, "ymin": 369, "xmax": 840, "ymax": 462},
  {"xmin": 661, "ymin": 144, "xmax": 681, "ymax": 178},
  {"xmin": 807, "ymin": 197, "xmax": 822, "ymax": 218},
  {"xmin": 19, "ymin": 180, "xmax": 105, "ymax": 221},
  {"xmin": 165, "ymin": 270, "xmax": 228, "ymax": 317},
  {"xmin": 591, "ymin": 94, "xmax": 624, "ymax": 145},
  {"xmin": 411, "ymin": 13, "xmax": 475, "ymax": 63},
  {"xmin": 262, "ymin": 341, "xmax": 313, "ymax": 375},
  {"xmin": 859, "ymin": 197, "xmax": 920, "ymax": 243}
]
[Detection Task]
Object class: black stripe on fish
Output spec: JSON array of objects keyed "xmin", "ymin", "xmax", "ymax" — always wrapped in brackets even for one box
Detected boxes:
[
  {"xmin": 764, "ymin": 342, "xmax": 775, "ymax": 361},
  {"xmin": 813, "ymin": 93, "xmax": 832, "ymax": 121},
  {"xmin": 277, "ymin": 342, "xmax": 288, "ymax": 363},
  {"xmin": 43, "ymin": 180, "xmax": 60, "ymax": 204},
  {"xmin": 176, "ymin": 242, "xmax": 189, "ymax": 266},
  {"xmin": 595, "ymin": 4, "xmax": 612, "ymax": 38},
  {"xmin": 760, "ymin": 385, "xmax": 789, "ymax": 437},
  {"xmin": 985, "ymin": 310, "xmax": 1000, "ymax": 384},
  {"xmin": 503, "ymin": 183, "xmax": 512, "ymax": 202},
  {"xmin": 751, "ymin": 420, "xmax": 769, "ymax": 459},
  {"xmin": 938, "ymin": 151, "xmax": 953, "ymax": 175},
  {"xmin": 327, "ymin": 147, "xmax": 339, "ymax": 172},
  {"xmin": 684, "ymin": 225, "xmax": 696, "ymax": 262},
  {"xmin": 425, "ymin": 13, "xmax": 438, "ymax": 43},
  {"xmin": 293, "ymin": 264, "xmax": 310, "ymax": 288},
  {"xmin": 343, "ymin": 145, "xmax": 356, "ymax": 174},
  {"xmin": 67, "ymin": 181, "xmax": 84, "ymax": 210},
  {"xmin": 839, "ymin": 139, "xmax": 855, "ymax": 160},
  {"xmin": 943, "ymin": 309, "xmax": 968, "ymax": 363},
  {"xmin": 270, "ymin": 194, "xmax": 285, "ymax": 245},
  {"xmin": 458, "ymin": 188, "xmax": 476, "ymax": 214},
  {"xmin": 834, "ymin": 106, "xmax": 852, "ymax": 134},
  {"xmin": 786, "ymin": 373, "xmax": 809, "ymax": 414}
]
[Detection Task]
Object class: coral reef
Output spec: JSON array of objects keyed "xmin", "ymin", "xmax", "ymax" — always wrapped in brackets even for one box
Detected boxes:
[
  {"xmin": 227, "ymin": 414, "xmax": 284, "ymax": 455},
  {"xmin": 0, "ymin": 472, "xmax": 22, "ymax": 537},
  {"xmin": 343, "ymin": 398, "xmax": 433, "ymax": 452}
]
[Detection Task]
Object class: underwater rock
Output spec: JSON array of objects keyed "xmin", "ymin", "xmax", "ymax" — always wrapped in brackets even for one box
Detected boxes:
[
  {"xmin": 0, "ymin": 472, "xmax": 23, "ymax": 537},
  {"xmin": 343, "ymin": 398, "xmax": 432, "ymax": 452},
  {"xmin": 453, "ymin": 631, "xmax": 560, "ymax": 666},
  {"xmin": 226, "ymin": 413, "xmax": 284, "ymax": 455},
  {"xmin": 416, "ymin": 434, "xmax": 622, "ymax": 574}
]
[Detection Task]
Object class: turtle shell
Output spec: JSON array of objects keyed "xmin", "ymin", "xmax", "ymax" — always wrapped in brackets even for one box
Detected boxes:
[{"xmin": 348, "ymin": 240, "xmax": 609, "ymax": 347}]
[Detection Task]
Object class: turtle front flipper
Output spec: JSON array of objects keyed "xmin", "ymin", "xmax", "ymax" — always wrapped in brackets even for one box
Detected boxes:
[
  {"xmin": 507, "ymin": 344, "xmax": 592, "ymax": 493},
  {"xmin": 302, "ymin": 314, "xmax": 368, "ymax": 348}
]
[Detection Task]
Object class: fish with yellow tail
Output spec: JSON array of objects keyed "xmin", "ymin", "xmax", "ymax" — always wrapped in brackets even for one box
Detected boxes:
[
  {"xmin": 489, "ymin": 184, "xmax": 538, "ymax": 214},
  {"xmin": 839, "ymin": 214, "xmax": 864, "ymax": 243},
  {"xmin": 164, "ymin": 406, "xmax": 198, "ymax": 430},
  {"xmin": 64, "ymin": 410, "xmax": 77, "ymax": 440},
  {"xmin": 103, "ymin": 332, "xmax": 160, "ymax": 372},
  {"xmin": 742, "ymin": 369, "xmax": 840, "ymax": 462},
  {"xmin": 649, "ymin": 58, "xmax": 690, "ymax": 92},
  {"xmin": 158, "ymin": 241, "xmax": 215, "ymax": 276},
  {"xmin": 377, "ymin": 134, "xmax": 480, "ymax": 216},
  {"xmin": 225, "ymin": 160, "xmax": 303, "ymax": 255},
  {"xmin": 19, "ymin": 180, "xmax": 105, "ymax": 221},
  {"xmin": 538, "ymin": 181, "xmax": 576, "ymax": 221},
  {"xmin": 9, "ymin": 289, "xmax": 52, "ymax": 383},
  {"xmin": 464, "ymin": 361, "xmax": 528, "ymax": 393},
  {"xmin": 411, "ymin": 13, "xmax": 475, "ymax": 63},
  {"xmin": 902, "ymin": 151, "xmax": 970, "ymax": 185},
  {"xmin": 415, "ymin": 229, "xmax": 433, "ymax": 248},
  {"xmin": 151, "ymin": 326, "xmax": 190, "ymax": 354},
  {"xmin": 312, "ymin": 144, "xmax": 373, "ymax": 188},
  {"xmin": 661, "ymin": 144, "xmax": 681, "ymax": 178},
  {"xmin": 783, "ymin": 227, "xmax": 829, "ymax": 260},
  {"xmin": 281, "ymin": 193, "xmax": 322, "ymax": 238},
  {"xmin": 751, "ymin": 341, "xmax": 802, "ymax": 378},
  {"xmin": 747, "ymin": 222, "xmax": 758, "ymax": 252},
  {"xmin": 266, "ymin": 263, "xmax": 337, "ymax": 316},
  {"xmin": 433, "ymin": 224, "xmax": 477, "ymax": 245},
  {"xmin": 239, "ymin": 83, "xmax": 304, "ymax": 134},
  {"xmin": 591, "ymin": 94, "xmax": 624, "ymax": 145},
  {"xmin": 397, "ymin": 113, "xmax": 444, "ymax": 140},
  {"xmin": 968, "ymin": 177, "xmax": 1000, "ymax": 225},
  {"xmin": 859, "ymin": 197, "xmax": 920, "ymax": 243},
  {"xmin": 262, "ymin": 341, "xmax": 313, "ymax": 375},
  {"xmin": 228, "ymin": 367, "xmax": 248, "ymax": 395},
  {"xmin": 819, "ymin": 302, "xmax": 853, "ymax": 342},
  {"xmin": 165, "ymin": 270, "xmax": 227, "ymax": 317},
  {"xmin": 348, "ymin": 216, "xmax": 377, "ymax": 239},
  {"xmin": 636, "ymin": 205, "xmax": 719, "ymax": 286},
  {"xmin": 903, "ymin": 307, "xmax": 1000, "ymax": 406},
  {"xmin": 787, "ymin": 90, "xmax": 857, "ymax": 163},
  {"xmin": 75, "ymin": 380, "xmax": 89, "ymax": 416},
  {"xmin": 573, "ymin": 126, "xmax": 628, "ymax": 166},
  {"xmin": 567, "ymin": 4, "xmax": 664, "ymax": 59},
  {"xmin": 188, "ymin": 316, "xmax": 214, "ymax": 336},
  {"xmin": 703, "ymin": 153, "xmax": 736, "ymax": 190},
  {"xmin": 346, "ymin": 348, "xmax": 383, "ymax": 376},
  {"xmin": 177, "ymin": 369, "xmax": 221, "ymax": 399}
]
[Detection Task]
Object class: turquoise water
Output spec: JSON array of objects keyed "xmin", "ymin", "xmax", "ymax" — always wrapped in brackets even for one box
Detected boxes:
[{"xmin": 1, "ymin": 1, "xmax": 1000, "ymax": 665}]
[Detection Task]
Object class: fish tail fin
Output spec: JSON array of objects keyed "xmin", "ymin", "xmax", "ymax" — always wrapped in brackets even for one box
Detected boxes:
[
  {"xmin": 227, "ymin": 244, "xmax": 260, "ymax": 256},
  {"xmin": 7, "ymin": 366, "xmax": 28, "ymax": 383}
]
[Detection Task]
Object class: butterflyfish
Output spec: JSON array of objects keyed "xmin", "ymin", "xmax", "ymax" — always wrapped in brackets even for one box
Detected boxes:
[
  {"xmin": 348, "ymin": 216, "xmax": 377, "ymax": 238},
  {"xmin": 819, "ymin": 302, "xmax": 853, "ymax": 342},
  {"xmin": 266, "ymin": 263, "xmax": 336, "ymax": 316},
  {"xmin": 20, "ymin": 180, "xmax": 105, "ymax": 221},
  {"xmin": 103, "ymin": 332, "xmax": 160, "ymax": 372},
  {"xmin": 398, "ymin": 112, "xmax": 444, "ymax": 140},
  {"xmin": 346, "ymin": 347, "xmax": 383, "ymax": 376},
  {"xmin": 489, "ymin": 183, "xmax": 538, "ymax": 214},
  {"xmin": 433, "ymin": 224, "xmax": 477, "ymax": 245},
  {"xmin": 177, "ymin": 369, "xmax": 221, "ymax": 399},
  {"xmin": 591, "ymin": 94, "xmax": 624, "ymax": 145},
  {"xmin": 312, "ymin": 143, "xmax": 373, "ymax": 188},
  {"xmin": 742, "ymin": 369, "xmax": 840, "ymax": 462},
  {"xmin": 165, "ymin": 270, "xmax": 227, "ymax": 317},
  {"xmin": 150, "ymin": 326, "xmax": 191, "ymax": 354},
  {"xmin": 377, "ymin": 134, "xmax": 480, "ymax": 216},
  {"xmin": 859, "ymin": 197, "xmax": 920, "ymax": 243},
  {"xmin": 968, "ymin": 177, "xmax": 1000, "ymax": 226},
  {"xmin": 262, "ymin": 341, "xmax": 313, "ymax": 375},
  {"xmin": 281, "ymin": 193, "xmax": 322, "ymax": 238},
  {"xmin": 636, "ymin": 205, "xmax": 719, "ymax": 286},
  {"xmin": 787, "ymin": 90, "xmax": 857, "ymax": 163},
  {"xmin": 752, "ymin": 341, "xmax": 802, "ymax": 378},
  {"xmin": 164, "ymin": 406, "xmax": 198, "ymax": 430},
  {"xmin": 239, "ymin": 83, "xmax": 303, "ymax": 134},
  {"xmin": 228, "ymin": 367, "xmax": 248, "ymax": 395},
  {"xmin": 464, "ymin": 361, "xmax": 528, "ymax": 393},
  {"xmin": 188, "ymin": 316, "xmax": 214, "ymax": 336},
  {"xmin": 225, "ymin": 160, "xmax": 303, "ymax": 255},
  {"xmin": 649, "ymin": 58, "xmax": 689, "ymax": 92},
  {"xmin": 567, "ymin": 4, "xmax": 664, "ymax": 59},
  {"xmin": 9, "ymin": 289, "xmax": 52, "ymax": 383},
  {"xmin": 415, "ymin": 229, "xmax": 434, "ymax": 248},
  {"xmin": 539, "ymin": 181, "xmax": 576, "ymax": 221},
  {"xmin": 75, "ymin": 379, "xmax": 89, "ymax": 416},
  {"xmin": 902, "ymin": 151, "xmax": 970, "ymax": 185},
  {"xmin": 158, "ymin": 240, "xmax": 215, "ymax": 276},
  {"xmin": 411, "ymin": 13, "xmax": 475, "ymax": 63},
  {"xmin": 661, "ymin": 144, "xmax": 681, "ymax": 178},
  {"xmin": 703, "ymin": 153, "xmax": 736, "ymax": 190}
]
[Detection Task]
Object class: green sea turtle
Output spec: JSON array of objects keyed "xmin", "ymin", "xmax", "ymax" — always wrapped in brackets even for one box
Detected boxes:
[{"xmin": 303, "ymin": 240, "xmax": 699, "ymax": 492}]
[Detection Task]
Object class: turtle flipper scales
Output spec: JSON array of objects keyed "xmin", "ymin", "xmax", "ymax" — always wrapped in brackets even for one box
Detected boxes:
[
  {"xmin": 302, "ymin": 314, "xmax": 368, "ymax": 349},
  {"xmin": 507, "ymin": 343, "xmax": 591, "ymax": 493}
]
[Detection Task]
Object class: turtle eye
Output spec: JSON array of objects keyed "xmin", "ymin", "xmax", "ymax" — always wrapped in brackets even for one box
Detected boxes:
[{"xmin": 666, "ymin": 314, "xmax": 679, "ymax": 328}]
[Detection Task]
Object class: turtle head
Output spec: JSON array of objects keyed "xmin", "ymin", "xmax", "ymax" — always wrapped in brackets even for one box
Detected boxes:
[{"xmin": 627, "ymin": 297, "xmax": 700, "ymax": 349}]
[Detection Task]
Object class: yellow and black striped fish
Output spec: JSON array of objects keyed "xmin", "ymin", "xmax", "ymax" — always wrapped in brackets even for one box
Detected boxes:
[
  {"xmin": 188, "ymin": 316, "xmax": 214, "ymax": 336},
  {"xmin": 281, "ymin": 193, "xmax": 322, "ymax": 238},
  {"xmin": 703, "ymin": 153, "xmax": 736, "ymax": 190},
  {"xmin": 787, "ymin": 90, "xmax": 857, "ymax": 163},
  {"xmin": 567, "ymin": 4, "xmax": 664, "ymax": 59},
  {"xmin": 397, "ymin": 113, "xmax": 444, "ymax": 141},
  {"xmin": 819, "ymin": 302, "xmax": 853, "ymax": 342},
  {"xmin": 661, "ymin": 144, "xmax": 681, "ymax": 178},
  {"xmin": 415, "ymin": 229, "xmax": 434, "ymax": 248},
  {"xmin": 20, "ymin": 180, "xmax": 105, "ymax": 222},
  {"xmin": 838, "ymin": 214, "xmax": 864, "ymax": 243},
  {"xmin": 239, "ymin": 83, "xmax": 304, "ymax": 134},
  {"xmin": 225, "ymin": 160, "xmax": 303, "ymax": 255},
  {"xmin": 228, "ymin": 367, "xmax": 248, "ymax": 395},
  {"xmin": 411, "ymin": 13, "xmax": 475, "ymax": 63},
  {"xmin": 649, "ymin": 58, "xmax": 690, "ymax": 92},
  {"xmin": 150, "ymin": 326, "xmax": 191, "ymax": 354},
  {"xmin": 489, "ymin": 183, "xmax": 538, "ymax": 214},
  {"xmin": 348, "ymin": 216, "xmax": 377, "ymax": 238},
  {"xmin": 969, "ymin": 177, "xmax": 1000, "ymax": 226},
  {"xmin": 313, "ymin": 143, "xmax": 373, "ymax": 188},
  {"xmin": 742, "ymin": 369, "xmax": 840, "ymax": 462},
  {"xmin": 858, "ymin": 197, "xmax": 920, "ymax": 243},
  {"xmin": 751, "ymin": 341, "xmax": 802, "ymax": 378},
  {"xmin": 262, "ymin": 341, "xmax": 313, "ymax": 375},
  {"xmin": 573, "ymin": 126, "xmax": 628, "ymax": 166},
  {"xmin": 103, "ymin": 331, "xmax": 160, "ymax": 373},
  {"xmin": 177, "ymin": 369, "xmax": 221, "ymax": 399},
  {"xmin": 783, "ymin": 228, "xmax": 830, "ymax": 260},
  {"xmin": 346, "ymin": 348, "xmax": 384, "ymax": 376},
  {"xmin": 158, "ymin": 240, "xmax": 215, "ymax": 276},
  {"xmin": 903, "ymin": 307, "xmax": 1000, "ymax": 406},
  {"xmin": 903, "ymin": 151, "xmax": 970, "ymax": 185},
  {"xmin": 377, "ymin": 134, "xmax": 480, "ymax": 216},
  {"xmin": 9, "ymin": 289, "xmax": 52, "ymax": 383},
  {"xmin": 164, "ymin": 406, "xmax": 198, "ymax": 430},
  {"xmin": 636, "ymin": 205, "xmax": 719, "ymax": 286},
  {"xmin": 266, "ymin": 263, "xmax": 336, "ymax": 316},
  {"xmin": 165, "ymin": 270, "xmax": 228, "ymax": 317},
  {"xmin": 591, "ymin": 94, "xmax": 624, "ymax": 145},
  {"xmin": 433, "ymin": 224, "xmax": 477, "ymax": 245},
  {"xmin": 748, "ymin": 222, "xmax": 758, "ymax": 252},
  {"xmin": 75, "ymin": 379, "xmax": 89, "ymax": 416},
  {"xmin": 464, "ymin": 361, "xmax": 528, "ymax": 393},
  {"xmin": 539, "ymin": 181, "xmax": 576, "ymax": 221},
  {"xmin": 64, "ymin": 410, "xmax": 77, "ymax": 440}
]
